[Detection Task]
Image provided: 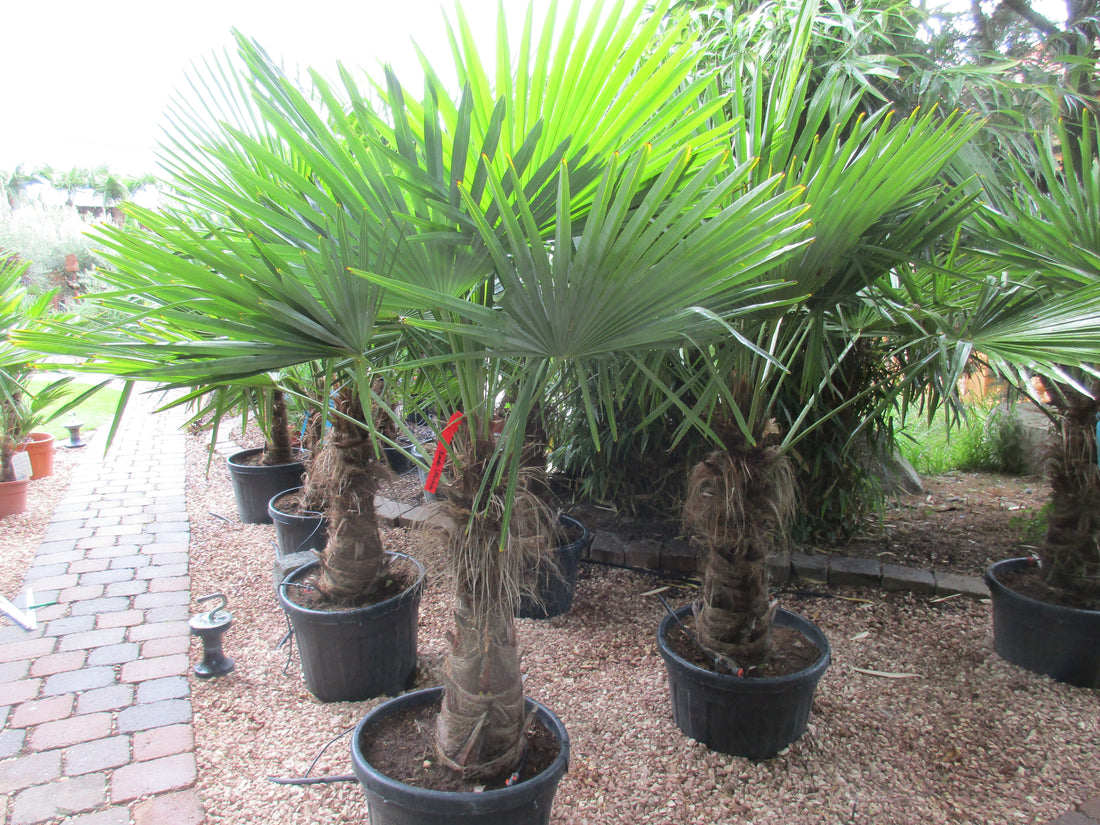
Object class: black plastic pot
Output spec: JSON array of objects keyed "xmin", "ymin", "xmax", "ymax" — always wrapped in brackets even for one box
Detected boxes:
[
  {"xmin": 277, "ymin": 555, "xmax": 424, "ymax": 702},
  {"xmin": 268, "ymin": 487, "xmax": 328, "ymax": 557},
  {"xmin": 227, "ymin": 448, "xmax": 306, "ymax": 524},
  {"xmin": 351, "ymin": 687, "xmax": 569, "ymax": 825},
  {"xmin": 657, "ymin": 605, "xmax": 831, "ymax": 760},
  {"xmin": 985, "ymin": 558, "xmax": 1100, "ymax": 688},
  {"xmin": 517, "ymin": 515, "xmax": 593, "ymax": 620}
]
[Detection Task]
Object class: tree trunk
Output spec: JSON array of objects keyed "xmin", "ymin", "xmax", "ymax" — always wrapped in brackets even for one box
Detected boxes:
[
  {"xmin": 685, "ymin": 447, "xmax": 796, "ymax": 670},
  {"xmin": 435, "ymin": 573, "xmax": 527, "ymax": 781},
  {"xmin": 1041, "ymin": 386, "xmax": 1100, "ymax": 606},
  {"xmin": 313, "ymin": 390, "xmax": 388, "ymax": 604},
  {"xmin": 262, "ymin": 389, "xmax": 295, "ymax": 466}
]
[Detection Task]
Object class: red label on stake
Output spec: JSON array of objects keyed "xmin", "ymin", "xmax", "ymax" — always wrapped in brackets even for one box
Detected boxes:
[{"xmin": 424, "ymin": 412, "xmax": 464, "ymax": 494}]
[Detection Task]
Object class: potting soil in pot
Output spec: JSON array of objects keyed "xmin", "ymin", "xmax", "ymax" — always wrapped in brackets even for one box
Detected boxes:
[
  {"xmin": 664, "ymin": 617, "xmax": 823, "ymax": 677},
  {"xmin": 358, "ymin": 696, "xmax": 559, "ymax": 793}
]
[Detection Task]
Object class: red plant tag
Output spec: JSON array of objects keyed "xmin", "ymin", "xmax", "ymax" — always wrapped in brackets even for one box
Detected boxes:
[{"xmin": 424, "ymin": 412, "xmax": 464, "ymax": 494}]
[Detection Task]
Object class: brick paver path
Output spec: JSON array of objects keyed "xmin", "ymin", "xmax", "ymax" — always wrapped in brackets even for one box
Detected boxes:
[{"xmin": 0, "ymin": 392, "xmax": 202, "ymax": 825}]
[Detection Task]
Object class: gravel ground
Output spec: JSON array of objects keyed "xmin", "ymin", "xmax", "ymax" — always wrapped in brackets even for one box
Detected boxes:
[
  {"xmin": 181, "ymin": 431, "xmax": 1100, "ymax": 825},
  {"xmin": 6, "ymin": 431, "xmax": 1099, "ymax": 824}
]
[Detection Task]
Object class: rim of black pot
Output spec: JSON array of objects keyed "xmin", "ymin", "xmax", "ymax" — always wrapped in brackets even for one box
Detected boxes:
[
  {"xmin": 351, "ymin": 686, "xmax": 570, "ymax": 809},
  {"xmin": 276, "ymin": 553, "xmax": 425, "ymax": 619},
  {"xmin": 268, "ymin": 486, "xmax": 324, "ymax": 518},
  {"xmin": 985, "ymin": 557, "xmax": 1100, "ymax": 617},
  {"xmin": 657, "ymin": 603, "xmax": 831, "ymax": 688},
  {"xmin": 227, "ymin": 446, "xmax": 308, "ymax": 467}
]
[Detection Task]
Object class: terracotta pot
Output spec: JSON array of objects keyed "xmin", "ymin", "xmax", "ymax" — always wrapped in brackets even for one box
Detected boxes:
[
  {"xmin": 18, "ymin": 432, "xmax": 56, "ymax": 479},
  {"xmin": 0, "ymin": 478, "xmax": 31, "ymax": 517}
]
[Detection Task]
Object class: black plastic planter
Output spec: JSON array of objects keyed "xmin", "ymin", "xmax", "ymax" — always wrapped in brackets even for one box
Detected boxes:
[
  {"xmin": 351, "ymin": 687, "xmax": 569, "ymax": 825},
  {"xmin": 517, "ymin": 515, "xmax": 593, "ymax": 620},
  {"xmin": 277, "ymin": 555, "xmax": 424, "ymax": 702},
  {"xmin": 268, "ymin": 487, "xmax": 328, "ymax": 557},
  {"xmin": 985, "ymin": 558, "xmax": 1100, "ymax": 688},
  {"xmin": 227, "ymin": 448, "xmax": 306, "ymax": 524},
  {"xmin": 657, "ymin": 605, "xmax": 831, "ymax": 760}
]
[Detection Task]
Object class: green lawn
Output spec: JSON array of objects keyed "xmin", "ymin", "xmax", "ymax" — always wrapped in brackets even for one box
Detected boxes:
[{"xmin": 27, "ymin": 374, "xmax": 124, "ymax": 443}]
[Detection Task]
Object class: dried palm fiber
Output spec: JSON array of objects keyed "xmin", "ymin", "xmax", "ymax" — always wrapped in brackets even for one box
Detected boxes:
[
  {"xmin": 684, "ymin": 446, "xmax": 796, "ymax": 669},
  {"xmin": 315, "ymin": 387, "xmax": 391, "ymax": 605},
  {"xmin": 434, "ymin": 428, "xmax": 555, "ymax": 780}
]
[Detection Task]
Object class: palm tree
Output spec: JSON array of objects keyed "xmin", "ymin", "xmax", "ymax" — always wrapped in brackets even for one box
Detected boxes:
[{"xmin": 967, "ymin": 113, "xmax": 1100, "ymax": 607}]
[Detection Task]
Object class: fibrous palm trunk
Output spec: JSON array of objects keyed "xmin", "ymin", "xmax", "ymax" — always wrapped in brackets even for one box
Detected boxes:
[
  {"xmin": 313, "ymin": 390, "xmax": 388, "ymax": 604},
  {"xmin": 1040, "ymin": 385, "xmax": 1100, "ymax": 608},
  {"xmin": 685, "ymin": 446, "xmax": 796, "ymax": 670},
  {"xmin": 433, "ymin": 431, "xmax": 544, "ymax": 781},
  {"xmin": 262, "ymin": 389, "xmax": 295, "ymax": 466}
]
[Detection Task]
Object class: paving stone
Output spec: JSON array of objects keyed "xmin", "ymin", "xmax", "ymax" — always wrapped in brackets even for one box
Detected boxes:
[
  {"xmin": 0, "ymin": 624, "xmax": 46, "ymax": 645},
  {"xmin": 588, "ymin": 531, "xmax": 626, "ymax": 566},
  {"xmin": 64, "ymin": 735, "xmax": 131, "ymax": 776},
  {"xmin": 145, "ymin": 521, "xmax": 190, "ymax": 533},
  {"xmin": 828, "ymin": 556, "xmax": 882, "ymax": 588},
  {"xmin": 132, "ymin": 723, "xmax": 193, "ymax": 761},
  {"xmin": 767, "ymin": 551, "xmax": 791, "ymax": 585},
  {"xmin": 23, "ymin": 573, "xmax": 79, "ymax": 591},
  {"xmin": 69, "ymin": 596, "xmax": 132, "ymax": 617},
  {"xmin": 148, "ymin": 552, "xmax": 190, "ymax": 567},
  {"xmin": 75, "ymin": 534, "xmax": 119, "ymax": 551},
  {"xmin": 659, "ymin": 537, "xmax": 699, "ymax": 575},
  {"xmin": 41, "ymin": 666, "xmax": 117, "ymax": 697},
  {"xmin": 22, "ymin": 564, "xmax": 69, "ymax": 582},
  {"xmin": 136, "ymin": 676, "xmax": 189, "ymax": 704},
  {"xmin": 108, "ymin": 555, "xmax": 151, "ymax": 570},
  {"xmin": 31, "ymin": 543, "xmax": 83, "ymax": 562},
  {"xmin": 76, "ymin": 684, "xmax": 134, "ymax": 715},
  {"xmin": 10, "ymin": 772, "xmax": 107, "ymax": 824},
  {"xmin": 78, "ymin": 568, "xmax": 138, "ymax": 587},
  {"xmin": 934, "ymin": 572, "xmax": 989, "ymax": 599},
  {"xmin": 56, "ymin": 584, "xmax": 107, "ymax": 604},
  {"xmin": 116, "ymin": 698, "xmax": 192, "ymax": 733},
  {"xmin": 0, "ymin": 677, "xmax": 42, "ymax": 706},
  {"xmin": 141, "ymin": 635, "xmax": 192, "ymax": 659},
  {"xmin": 128, "ymin": 620, "xmax": 190, "ymax": 642},
  {"xmin": 96, "ymin": 609, "xmax": 144, "ymax": 630},
  {"xmin": 121, "ymin": 653, "xmax": 190, "ymax": 683},
  {"xmin": 10, "ymin": 694, "xmax": 74, "ymax": 728},
  {"xmin": 0, "ymin": 725, "xmax": 27, "ymax": 758},
  {"xmin": 1047, "ymin": 815, "xmax": 1098, "ymax": 825},
  {"xmin": 624, "ymin": 537, "xmax": 662, "ymax": 570},
  {"xmin": 64, "ymin": 809, "xmax": 131, "ymax": 825},
  {"xmin": 133, "ymin": 590, "xmax": 190, "ymax": 609},
  {"xmin": 1080, "ymin": 796, "xmax": 1100, "ymax": 819},
  {"xmin": 136, "ymin": 563, "xmax": 188, "ymax": 580},
  {"xmin": 105, "ymin": 579, "xmax": 148, "ymax": 598},
  {"xmin": 111, "ymin": 752, "xmax": 197, "ymax": 802},
  {"xmin": 0, "ymin": 658, "xmax": 30, "ymax": 682},
  {"xmin": 0, "ymin": 749, "xmax": 62, "ymax": 794},
  {"xmin": 28, "ymin": 712, "xmax": 113, "ymax": 750},
  {"xmin": 57, "ymin": 627, "xmax": 125, "ymax": 652},
  {"xmin": 145, "ymin": 605, "xmax": 190, "ymax": 623},
  {"xmin": 43, "ymin": 523, "xmax": 94, "ymax": 542},
  {"xmin": 882, "ymin": 564, "xmax": 936, "ymax": 595},
  {"xmin": 29, "ymin": 650, "xmax": 86, "ymax": 677},
  {"xmin": 131, "ymin": 789, "xmax": 204, "ymax": 825},
  {"xmin": 149, "ymin": 575, "xmax": 191, "ymax": 593},
  {"xmin": 86, "ymin": 642, "xmax": 141, "ymax": 667},
  {"xmin": 85, "ymin": 545, "xmax": 134, "ymax": 560},
  {"xmin": 67, "ymin": 558, "xmax": 111, "ymax": 574},
  {"xmin": 790, "ymin": 551, "xmax": 829, "ymax": 583}
]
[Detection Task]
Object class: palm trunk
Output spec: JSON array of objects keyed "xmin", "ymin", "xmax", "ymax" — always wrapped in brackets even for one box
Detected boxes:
[
  {"xmin": 685, "ymin": 446, "xmax": 796, "ymax": 670},
  {"xmin": 433, "ymin": 430, "xmax": 542, "ymax": 781},
  {"xmin": 313, "ymin": 390, "xmax": 388, "ymax": 603},
  {"xmin": 436, "ymin": 566, "xmax": 527, "ymax": 780},
  {"xmin": 263, "ymin": 389, "xmax": 294, "ymax": 466},
  {"xmin": 1040, "ymin": 386, "xmax": 1100, "ymax": 606}
]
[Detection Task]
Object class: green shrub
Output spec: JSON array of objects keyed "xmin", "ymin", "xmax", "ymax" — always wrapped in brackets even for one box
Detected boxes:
[{"xmin": 899, "ymin": 399, "xmax": 1029, "ymax": 475}]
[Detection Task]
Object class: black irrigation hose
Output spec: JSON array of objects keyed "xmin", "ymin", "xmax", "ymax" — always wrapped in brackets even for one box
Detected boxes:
[{"xmin": 267, "ymin": 726, "xmax": 358, "ymax": 786}]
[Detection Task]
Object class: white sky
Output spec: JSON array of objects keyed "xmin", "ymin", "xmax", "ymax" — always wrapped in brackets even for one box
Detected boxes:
[
  {"xmin": 0, "ymin": 0, "xmax": 1070, "ymax": 178},
  {"xmin": 0, "ymin": 0, "xmax": 532, "ymax": 176}
]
